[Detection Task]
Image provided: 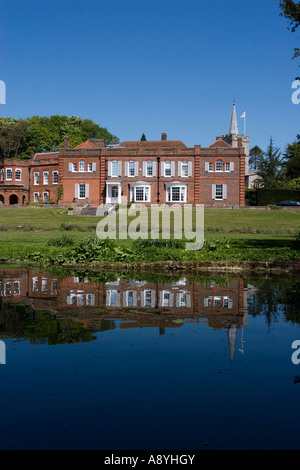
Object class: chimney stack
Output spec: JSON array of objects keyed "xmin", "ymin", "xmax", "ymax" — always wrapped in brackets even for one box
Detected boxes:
[
  {"xmin": 64, "ymin": 136, "xmax": 70, "ymax": 148},
  {"xmin": 161, "ymin": 132, "xmax": 167, "ymax": 141}
]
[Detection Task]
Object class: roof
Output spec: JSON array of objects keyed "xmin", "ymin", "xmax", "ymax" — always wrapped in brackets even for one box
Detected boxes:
[
  {"xmin": 119, "ymin": 140, "xmax": 187, "ymax": 148},
  {"xmin": 75, "ymin": 140, "xmax": 104, "ymax": 149},
  {"xmin": 34, "ymin": 152, "xmax": 59, "ymax": 160},
  {"xmin": 209, "ymin": 139, "xmax": 232, "ymax": 148}
]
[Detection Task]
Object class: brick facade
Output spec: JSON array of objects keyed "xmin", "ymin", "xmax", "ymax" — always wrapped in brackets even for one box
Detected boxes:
[{"xmin": 0, "ymin": 133, "xmax": 246, "ymax": 208}]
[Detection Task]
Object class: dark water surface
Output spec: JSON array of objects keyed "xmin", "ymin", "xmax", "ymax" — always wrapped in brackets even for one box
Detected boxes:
[{"xmin": 0, "ymin": 267, "xmax": 300, "ymax": 450}]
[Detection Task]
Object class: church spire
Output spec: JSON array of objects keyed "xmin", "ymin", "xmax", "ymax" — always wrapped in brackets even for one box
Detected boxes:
[{"xmin": 229, "ymin": 101, "xmax": 239, "ymax": 135}]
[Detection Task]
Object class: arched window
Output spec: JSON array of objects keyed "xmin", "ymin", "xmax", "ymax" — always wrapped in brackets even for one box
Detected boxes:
[
  {"xmin": 215, "ymin": 159, "xmax": 223, "ymax": 172},
  {"xmin": 79, "ymin": 160, "xmax": 86, "ymax": 172}
]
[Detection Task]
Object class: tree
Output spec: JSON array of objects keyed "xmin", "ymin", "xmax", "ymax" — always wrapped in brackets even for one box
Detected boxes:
[
  {"xmin": 0, "ymin": 115, "xmax": 119, "ymax": 159},
  {"xmin": 140, "ymin": 133, "xmax": 147, "ymax": 141},
  {"xmin": 256, "ymin": 137, "xmax": 284, "ymax": 188},
  {"xmin": 0, "ymin": 118, "xmax": 27, "ymax": 159},
  {"xmin": 284, "ymin": 134, "xmax": 300, "ymax": 179},
  {"xmin": 279, "ymin": 0, "xmax": 300, "ymax": 76},
  {"xmin": 249, "ymin": 145, "xmax": 263, "ymax": 170}
]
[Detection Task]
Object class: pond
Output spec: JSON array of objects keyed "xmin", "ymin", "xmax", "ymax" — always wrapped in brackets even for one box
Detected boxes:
[{"xmin": 0, "ymin": 267, "xmax": 300, "ymax": 450}]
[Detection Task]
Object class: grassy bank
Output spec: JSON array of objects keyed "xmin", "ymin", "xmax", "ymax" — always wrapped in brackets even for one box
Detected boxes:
[{"xmin": 0, "ymin": 206, "xmax": 299, "ymax": 266}]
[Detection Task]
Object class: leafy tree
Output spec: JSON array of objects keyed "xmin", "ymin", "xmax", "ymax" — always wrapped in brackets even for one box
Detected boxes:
[
  {"xmin": 256, "ymin": 137, "xmax": 284, "ymax": 188},
  {"xmin": 284, "ymin": 134, "xmax": 300, "ymax": 179},
  {"xmin": 0, "ymin": 118, "xmax": 27, "ymax": 159},
  {"xmin": 0, "ymin": 115, "xmax": 119, "ymax": 159},
  {"xmin": 249, "ymin": 145, "xmax": 263, "ymax": 170},
  {"xmin": 279, "ymin": 0, "xmax": 300, "ymax": 76},
  {"xmin": 140, "ymin": 133, "xmax": 147, "ymax": 141}
]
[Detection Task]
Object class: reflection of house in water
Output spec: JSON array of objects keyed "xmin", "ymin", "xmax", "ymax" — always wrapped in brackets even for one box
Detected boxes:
[{"xmin": 0, "ymin": 269, "xmax": 248, "ymax": 359}]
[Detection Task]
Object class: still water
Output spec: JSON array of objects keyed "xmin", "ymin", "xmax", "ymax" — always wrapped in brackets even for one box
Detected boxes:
[{"xmin": 0, "ymin": 267, "xmax": 300, "ymax": 450}]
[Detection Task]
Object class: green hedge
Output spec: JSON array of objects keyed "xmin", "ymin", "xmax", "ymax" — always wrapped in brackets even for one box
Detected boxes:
[{"xmin": 245, "ymin": 189, "xmax": 300, "ymax": 206}]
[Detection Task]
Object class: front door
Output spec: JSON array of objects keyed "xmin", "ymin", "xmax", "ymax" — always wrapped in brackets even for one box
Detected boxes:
[{"xmin": 111, "ymin": 186, "xmax": 119, "ymax": 204}]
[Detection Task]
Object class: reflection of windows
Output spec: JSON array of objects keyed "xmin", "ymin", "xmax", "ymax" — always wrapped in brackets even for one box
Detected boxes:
[
  {"xmin": 1, "ymin": 169, "xmax": 4, "ymax": 181},
  {"xmin": 51, "ymin": 281, "xmax": 57, "ymax": 295},
  {"xmin": 77, "ymin": 294, "xmax": 85, "ymax": 306},
  {"xmin": 144, "ymin": 290, "xmax": 153, "ymax": 307},
  {"xmin": 67, "ymin": 294, "xmax": 76, "ymax": 305},
  {"xmin": 214, "ymin": 297, "xmax": 222, "ymax": 308},
  {"xmin": 0, "ymin": 282, "xmax": 2, "ymax": 296},
  {"xmin": 127, "ymin": 291, "xmax": 134, "ymax": 307},
  {"xmin": 179, "ymin": 292, "xmax": 187, "ymax": 307},
  {"xmin": 4, "ymin": 282, "xmax": 11, "ymax": 296},
  {"xmin": 161, "ymin": 290, "xmax": 173, "ymax": 307},
  {"xmin": 42, "ymin": 279, "xmax": 48, "ymax": 292},
  {"xmin": 33, "ymin": 277, "xmax": 38, "ymax": 292},
  {"xmin": 204, "ymin": 296, "xmax": 233, "ymax": 308},
  {"xmin": 14, "ymin": 281, "xmax": 20, "ymax": 295},
  {"xmin": 106, "ymin": 290, "xmax": 119, "ymax": 307},
  {"xmin": 86, "ymin": 294, "xmax": 95, "ymax": 306}
]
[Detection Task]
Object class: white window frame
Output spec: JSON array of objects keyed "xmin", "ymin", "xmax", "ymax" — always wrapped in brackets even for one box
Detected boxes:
[
  {"xmin": 6, "ymin": 168, "xmax": 12, "ymax": 181},
  {"xmin": 166, "ymin": 185, "xmax": 187, "ymax": 203},
  {"xmin": 225, "ymin": 162, "xmax": 231, "ymax": 172},
  {"xmin": 79, "ymin": 160, "xmax": 86, "ymax": 172},
  {"xmin": 43, "ymin": 171, "xmax": 49, "ymax": 185},
  {"xmin": 78, "ymin": 184, "xmax": 86, "ymax": 199},
  {"xmin": 215, "ymin": 184, "xmax": 224, "ymax": 200},
  {"xmin": 53, "ymin": 171, "xmax": 58, "ymax": 184},
  {"xmin": 33, "ymin": 192, "xmax": 39, "ymax": 203},
  {"xmin": 43, "ymin": 192, "xmax": 49, "ymax": 202},
  {"xmin": 1, "ymin": 168, "xmax": 4, "ymax": 181},
  {"xmin": 128, "ymin": 161, "xmax": 136, "ymax": 177},
  {"xmin": 181, "ymin": 161, "xmax": 189, "ymax": 177},
  {"xmin": 15, "ymin": 168, "xmax": 22, "ymax": 181},
  {"xmin": 72, "ymin": 163, "xmax": 77, "ymax": 172},
  {"xmin": 133, "ymin": 185, "xmax": 150, "ymax": 202},
  {"xmin": 88, "ymin": 162, "xmax": 93, "ymax": 172},
  {"xmin": 34, "ymin": 172, "xmax": 39, "ymax": 185},
  {"xmin": 215, "ymin": 160, "xmax": 223, "ymax": 172},
  {"xmin": 208, "ymin": 162, "xmax": 214, "ymax": 172},
  {"xmin": 146, "ymin": 161, "xmax": 153, "ymax": 177},
  {"xmin": 164, "ymin": 161, "xmax": 172, "ymax": 177},
  {"xmin": 111, "ymin": 161, "xmax": 119, "ymax": 178}
]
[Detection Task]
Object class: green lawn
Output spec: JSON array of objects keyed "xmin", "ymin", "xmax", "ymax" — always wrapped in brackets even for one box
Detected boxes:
[{"xmin": 0, "ymin": 206, "xmax": 299, "ymax": 265}]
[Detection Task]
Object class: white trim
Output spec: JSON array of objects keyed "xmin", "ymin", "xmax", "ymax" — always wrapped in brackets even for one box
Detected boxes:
[
  {"xmin": 15, "ymin": 168, "xmax": 22, "ymax": 181},
  {"xmin": 53, "ymin": 171, "xmax": 58, "ymax": 184},
  {"xmin": 43, "ymin": 171, "xmax": 49, "ymax": 185},
  {"xmin": 6, "ymin": 168, "xmax": 12, "ymax": 181}
]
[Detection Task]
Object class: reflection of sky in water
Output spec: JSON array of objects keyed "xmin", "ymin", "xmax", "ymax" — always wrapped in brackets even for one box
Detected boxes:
[{"xmin": 0, "ymin": 270, "xmax": 300, "ymax": 450}]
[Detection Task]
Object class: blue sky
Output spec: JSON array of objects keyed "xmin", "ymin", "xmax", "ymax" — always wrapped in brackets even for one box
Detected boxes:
[{"xmin": 0, "ymin": 0, "xmax": 299, "ymax": 151}]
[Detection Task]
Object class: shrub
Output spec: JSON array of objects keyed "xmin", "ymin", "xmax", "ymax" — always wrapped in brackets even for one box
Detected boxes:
[{"xmin": 47, "ymin": 235, "xmax": 74, "ymax": 247}]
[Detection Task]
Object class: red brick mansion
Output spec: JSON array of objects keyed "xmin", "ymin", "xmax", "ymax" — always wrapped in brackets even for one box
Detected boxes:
[{"xmin": 0, "ymin": 105, "xmax": 249, "ymax": 208}]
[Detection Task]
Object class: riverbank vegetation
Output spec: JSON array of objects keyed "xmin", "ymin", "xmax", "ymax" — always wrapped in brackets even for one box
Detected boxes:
[{"xmin": 0, "ymin": 207, "xmax": 299, "ymax": 267}]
